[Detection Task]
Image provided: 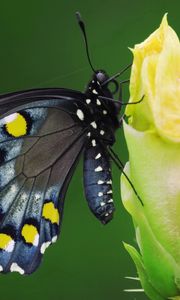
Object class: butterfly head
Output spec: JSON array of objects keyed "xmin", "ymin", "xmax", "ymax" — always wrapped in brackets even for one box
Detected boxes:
[
  {"xmin": 95, "ymin": 70, "xmax": 109, "ymax": 84},
  {"xmin": 93, "ymin": 70, "xmax": 120, "ymax": 98},
  {"xmin": 88, "ymin": 70, "xmax": 112, "ymax": 90},
  {"xmin": 95, "ymin": 70, "xmax": 122, "ymax": 116},
  {"xmin": 85, "ymin": 70, "xmax": 109, "ymax": 88}
]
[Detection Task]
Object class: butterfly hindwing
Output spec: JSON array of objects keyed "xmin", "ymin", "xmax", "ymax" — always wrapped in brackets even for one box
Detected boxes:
[{"xmin": 0, "ymin": 90, "xmax": 89, "ymax": 274}]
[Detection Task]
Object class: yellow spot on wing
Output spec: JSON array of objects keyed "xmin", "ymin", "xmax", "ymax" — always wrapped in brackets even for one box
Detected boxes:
[
  {"xmin": 0, "ymin": 233, "xmax": 13, "ymax": 249},
  {"xmin": 42, "ymin": 202, "xmax": 59, "ymax": 224},
  {"xmin": 21, "ymin": 224, "xmax": 39, "ymax": 246},
  {"xmin": 6, "ymin": 113, "xmax": 27, "ymax": 137}
]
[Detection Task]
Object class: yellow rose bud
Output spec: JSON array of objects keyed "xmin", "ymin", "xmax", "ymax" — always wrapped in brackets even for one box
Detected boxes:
[{"xmin": 126, "ymin": 14, "xmax": 180, "ymax": 142}]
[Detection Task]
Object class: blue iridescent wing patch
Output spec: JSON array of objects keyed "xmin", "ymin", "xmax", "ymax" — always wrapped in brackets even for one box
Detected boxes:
[{"xmin": 0, "ymin": 91, "xmax": 88, "ymax": 274}]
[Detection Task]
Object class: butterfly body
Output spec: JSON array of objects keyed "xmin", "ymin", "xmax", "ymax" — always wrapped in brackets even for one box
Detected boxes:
[
  {"xmin": 0, "ymin": 70, "xmax": 121, "ymax": 274},
  {"xmin": 82, "ymin": 71, "xmax": 121, "ymax": 224}
]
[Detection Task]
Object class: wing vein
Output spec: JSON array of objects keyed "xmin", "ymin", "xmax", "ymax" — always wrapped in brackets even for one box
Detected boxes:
[
  {"xmin": 32, "ymin": 126, "xmax": 89, "ymax": 178},
  {"xmin": 6, "ymin": 177, "xmax": 36, "ymax": 270},
  {"xmin": 0, "ymin": 124, "xmax": 80, "ymax": 145},
  {"xmin": 0, "ymin": 177, "xmax": 28, "ymax": 227}
]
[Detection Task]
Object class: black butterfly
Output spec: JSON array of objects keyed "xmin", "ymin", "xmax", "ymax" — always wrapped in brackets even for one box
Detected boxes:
[{"xmin": 0, "ymin": 13, "xmax": 142, "ymax": 275}]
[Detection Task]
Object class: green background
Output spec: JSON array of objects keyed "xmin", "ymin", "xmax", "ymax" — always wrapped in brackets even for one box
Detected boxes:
[{"xmin": 0, "ymin": 1, "xmax": 179, "ymax": 299}]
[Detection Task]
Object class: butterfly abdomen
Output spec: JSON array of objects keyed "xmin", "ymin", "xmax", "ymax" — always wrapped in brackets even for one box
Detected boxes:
[{"xmin": 83, "ymin": 140, "xmax": 114, "ymax": 224}]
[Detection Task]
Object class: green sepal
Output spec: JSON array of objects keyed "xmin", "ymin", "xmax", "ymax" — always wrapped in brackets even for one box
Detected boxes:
[{"xmin": 123, "ymin": 242, "xmax": 165, "ymax": 300}]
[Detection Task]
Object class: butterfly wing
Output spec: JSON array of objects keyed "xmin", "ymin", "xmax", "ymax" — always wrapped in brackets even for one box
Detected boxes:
[{"xmin": 0, "ymin": 88, "xmax": 89, "ymax": 274}]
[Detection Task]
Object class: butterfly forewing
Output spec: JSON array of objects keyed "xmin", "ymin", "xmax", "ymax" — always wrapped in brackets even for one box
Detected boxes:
[{"xmin": 0, "ymin": 92, "xmax": 89, "ymax": 274}]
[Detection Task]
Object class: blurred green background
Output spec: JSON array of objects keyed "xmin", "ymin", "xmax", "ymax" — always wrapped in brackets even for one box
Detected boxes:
[{"xmin": 0, "ymin": 1, "xmax": 179, "ymax": 299}]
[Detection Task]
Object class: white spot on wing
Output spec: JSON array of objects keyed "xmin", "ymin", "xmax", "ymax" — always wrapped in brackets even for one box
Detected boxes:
[
  {"xmin": 91, "ymin": 121, "xmax": 97, "ymax": 129},
  {"xmin": 92, "ymin": 89, "xmax": 98, "ymax": 94},
  {"xmin": 10, "ymin": 263, "xmax": 25, "ymax": 275},
  {"xmin": 33, "ymin": 234, "xmax": 39, "ymax": 247},
  {"xmin": 5, "ymin": 240, "xmax": 15, "ymax": 252},
  {"xmin": 107, "ymin": 190, "xmax": 113, "ymax": 194},
  {"xmin": 40, "ymin": 241, "xmax": 51, "ymax": 254},
  {"xmin": 95, "ymin": 153, "xmax": 101, "ymax": 159},
  {"xmin": 96, "ymin": 99, "xmax": 101, "ymax": 105},
  {"xmin": 107, "ymin": 180, "xmax": 112, "ymax": 184},
  {"xmin": 4, "ymin": 113, "xmax": 18, "ymax": 123},
  {"xmin": 98, "ymin": 192, "xmax": 103, "ymax": 197},
  {"xmin": 100, "ymin": 202, "xmax": 105, "ymax": 206},
  {"xmin": 97, "ymin": 180, "xmax": 104, "ymax": 185},
  {"xmin": 52, "ymin": 235, "xmax": 57, "ymax": 243},
  {"xmin": 86, "ymin": 99, "xmax": 91, "ymax": 104},
  {"xmin": 103, "ymin": 110, "xmax": 107, "ymax": 115},
  {"xmin": 92, "ymin": 139, "xmax": 96, "ymax": 147},
  {"xmin": 95, "ymin": 166, "xmax": 103, "ymax": 172},
  {"xmin": 76, "ymin": 109, "xmax": 84, "ymax": 120},
  {"xmin": 87, "ymin": 132, "xmax": 91, "ymax": 137},
  {"xmin": 108, "ymin": 199, "xmax": 113, "ymax": 203},
  {"xmin": 100, "ymin": 130, "xmax": 105, "ymax": 135},
  {"xmin": 0, "ymin": 265, "xmax": 3, "ymax": 272}
]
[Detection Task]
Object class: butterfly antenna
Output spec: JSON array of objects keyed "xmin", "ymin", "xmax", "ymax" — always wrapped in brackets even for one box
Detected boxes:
[
  {"xmin": 102, "ymin": 63, "xmax": 132, "ymax": 86},
  {"xmin": 76, "ymin": 12, "xmax": 96, "ymax": 73}
]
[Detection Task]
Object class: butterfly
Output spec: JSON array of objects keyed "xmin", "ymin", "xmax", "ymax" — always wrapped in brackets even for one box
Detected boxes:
[{"xmin": 0, "ymin": 12, "xmax": 142, "ymax": 275}]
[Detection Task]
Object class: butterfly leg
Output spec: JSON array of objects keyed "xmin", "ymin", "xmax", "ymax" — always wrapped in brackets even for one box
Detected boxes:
[
  {"xmin": 118, "ymin": 79, "xmax": 129, "ymax": 101},
  {"xmin": 118, "ymin": 79, "xmax": 144, "ymax": 105},
  {"xmin": 108, "ymin": 147, "xmax": 144, "ymax": 206}
]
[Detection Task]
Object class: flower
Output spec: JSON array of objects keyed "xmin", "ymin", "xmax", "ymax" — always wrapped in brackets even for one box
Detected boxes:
[{"xmin": 121, "ymin": 15, "xmax": 180, "ymax": 300}]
